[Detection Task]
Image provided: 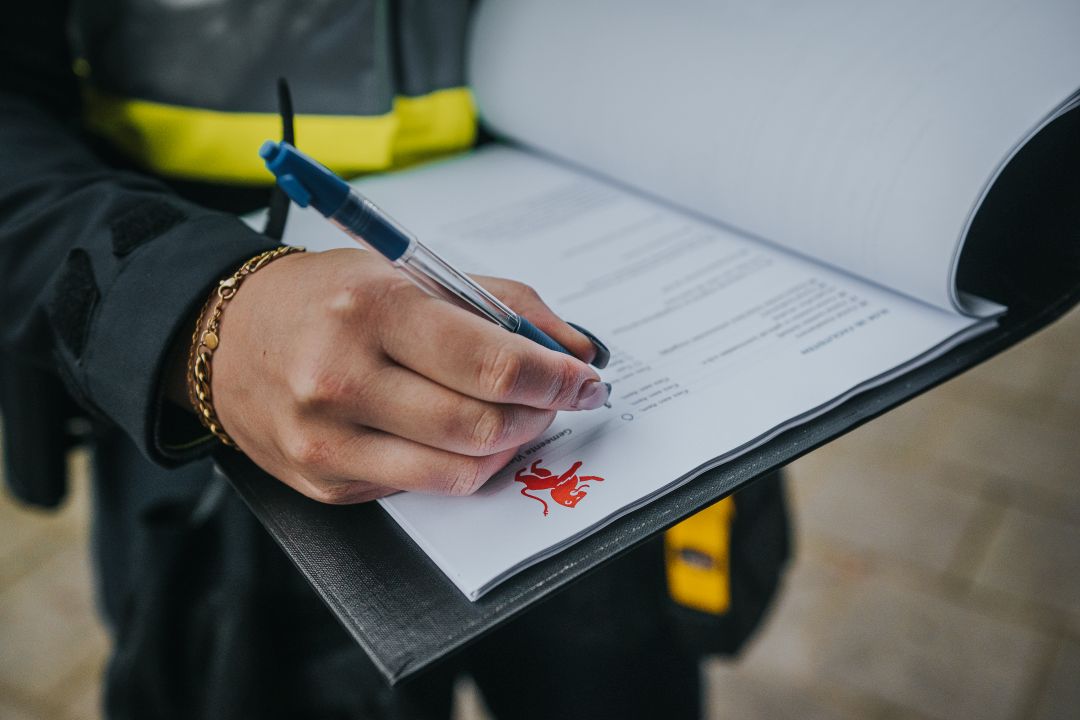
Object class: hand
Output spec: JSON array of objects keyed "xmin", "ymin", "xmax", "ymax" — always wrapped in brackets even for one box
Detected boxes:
[{"xmin": 199, "ymin": 248, "xmax": 606, "ymax": 504}]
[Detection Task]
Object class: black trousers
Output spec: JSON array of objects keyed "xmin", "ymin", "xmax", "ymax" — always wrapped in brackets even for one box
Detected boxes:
[{"xmin": 91, "ymin": 430, "xmax": 703, "ymax": 720}]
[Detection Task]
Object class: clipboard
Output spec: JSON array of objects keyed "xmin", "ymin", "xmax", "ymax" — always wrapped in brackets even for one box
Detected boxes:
[{"xmin": 217, "ymin": 105, "xmax": 1080, "ymax": 684}]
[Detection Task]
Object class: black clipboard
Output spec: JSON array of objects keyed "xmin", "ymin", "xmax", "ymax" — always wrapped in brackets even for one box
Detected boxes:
[{"xmin": 217, "ymin": 106, "xmax": 1080, "ymax": 685}]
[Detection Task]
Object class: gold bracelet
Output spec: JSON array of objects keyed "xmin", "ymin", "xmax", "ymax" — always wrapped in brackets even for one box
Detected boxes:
[{"xmin": 187, "ymin": 245, "xmax": 306, "ymax": 447}]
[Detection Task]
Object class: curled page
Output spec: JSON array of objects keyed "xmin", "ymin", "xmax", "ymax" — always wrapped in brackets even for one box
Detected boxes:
[{"xmin": 469, "ymin": 0, "xmax": 1080, "ymax": 314}]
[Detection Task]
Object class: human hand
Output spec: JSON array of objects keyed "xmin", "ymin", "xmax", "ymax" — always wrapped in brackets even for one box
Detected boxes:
[{"xmin": 197, "ymin": 248, "xmax": 606, "ymax": 504}]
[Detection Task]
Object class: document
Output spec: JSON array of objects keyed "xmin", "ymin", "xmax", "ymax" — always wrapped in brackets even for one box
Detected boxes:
[
  {"xmin": 262, "ymin": 0, "xmax": 1078, "ymax": 600},
  {"xmin": 281, "ymin": 146, "xmax": 994, "ymax": 599}
]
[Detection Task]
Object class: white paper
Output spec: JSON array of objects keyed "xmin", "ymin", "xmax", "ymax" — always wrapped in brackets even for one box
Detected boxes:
[
  {"xmin": 470, "ymin": 0, "xmax": 1080, "ymax": 314},
  {"xmin": 275, "ymin": 147, "xmax": 993, "ymax": 599}
]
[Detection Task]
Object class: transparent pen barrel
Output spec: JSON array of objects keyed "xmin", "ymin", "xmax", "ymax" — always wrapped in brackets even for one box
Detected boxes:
[
  {"xmin": 396, "ymin": 242, "xmax": 518, "ymax": 329},
  {"xmin": 330, "ymin": 195, "xmax": 414, "ymax": 261}
]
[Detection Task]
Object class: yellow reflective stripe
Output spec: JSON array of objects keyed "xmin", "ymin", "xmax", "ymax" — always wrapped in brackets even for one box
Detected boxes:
[
  {"xmin": 664, "ymin": 497, "xmax": 736, "ymax": 615},
  {"xmin": 83, "ymin": 87, "xmax": 476, "ymax": 184}
]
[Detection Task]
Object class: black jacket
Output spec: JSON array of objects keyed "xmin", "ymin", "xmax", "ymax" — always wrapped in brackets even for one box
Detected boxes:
[
  {"xmin": 0, "ymin": 2, "xmax": 279, "ymax": 504},
  {"xmin": 0, "ymin": 9, "xmax": 791, "ymax": 718},
  {"xmin": 1, "ymin": 0, "xmax": 474, "ymax": 504}
]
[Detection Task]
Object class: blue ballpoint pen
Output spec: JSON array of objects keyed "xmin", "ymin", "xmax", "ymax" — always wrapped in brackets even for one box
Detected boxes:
[{"xmin": 259, "ymin": 141, "xmax": 584, "ymax": 359}]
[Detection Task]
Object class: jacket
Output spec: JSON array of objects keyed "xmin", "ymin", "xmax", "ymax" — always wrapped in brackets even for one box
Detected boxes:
[
  {"xmin": 0, "ymin": 10, "xmax": 790, "ymax": 706},
  {"xmin": 0, "ymin": 0, "xmax": 475, "ymax": 504}
]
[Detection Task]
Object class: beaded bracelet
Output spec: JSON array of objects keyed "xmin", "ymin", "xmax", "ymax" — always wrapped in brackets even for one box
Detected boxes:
[{"xmin": 187, "ymin": 245, "xmax": 305, "ymax": 447}]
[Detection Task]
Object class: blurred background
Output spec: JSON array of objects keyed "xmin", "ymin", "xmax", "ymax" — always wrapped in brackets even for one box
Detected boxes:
[{"xmin": 1, "ymin": 307, "xmax": 1077, "ymax": 720}]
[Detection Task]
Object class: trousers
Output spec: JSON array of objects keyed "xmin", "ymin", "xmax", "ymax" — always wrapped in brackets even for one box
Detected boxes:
[{"xmin": 91, "ymin": 428, "xmax": 703, "ymax": 720}]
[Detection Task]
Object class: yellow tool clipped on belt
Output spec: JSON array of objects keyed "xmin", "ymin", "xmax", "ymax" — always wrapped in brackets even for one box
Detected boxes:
[{"xmin": 663, "ymin": 497, "xmax": 736, "ymax": 614}]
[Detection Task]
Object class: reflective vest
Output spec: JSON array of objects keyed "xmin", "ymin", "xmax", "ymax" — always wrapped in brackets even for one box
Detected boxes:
[{"xmin": 70, "ymin": 0, "xmax": 476, "ymax": 184}]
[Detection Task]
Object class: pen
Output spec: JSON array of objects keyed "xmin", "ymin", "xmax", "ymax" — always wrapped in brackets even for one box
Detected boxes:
[{"xmin": 259, "ymin": 141, "xmax": 596, "ymax": 361}]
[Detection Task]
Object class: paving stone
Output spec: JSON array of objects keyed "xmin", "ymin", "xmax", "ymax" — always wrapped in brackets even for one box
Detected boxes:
[
  {"xmin": 738, "ymin": 549, "xmax": 866, "ymax": 683},
  {"xmin": 796, "ymin": 453, "xmax": 983, "ymax": 574},
  {"xmin": 786, "ymin": 450, "xmax": 833, "ymax": 509},
  {"xmin": 973, "ymin": 508, "xmax": 1080, "ymax": 618},
  {"xmin": 0, "ymin": 543, "xmax": 109, "ymax": 699},
  {"xmin": 1052, "ymin": 350, "xmax": 1080, "ymax": 418},
  {"xmin": 1052, "ymin": 306, "xmax": 1080, "ymax": 333},
  {"xmin": 934, "ymin": 398, "xmax": 1080, "ymax": 510},
  {"xmin": 0, "ymin": 468, "xmax": 92, "ymax": 589},
  {"xmin": 821, "ymin": 391, "xmax": 962, "ymax": 466},
  {"xmin": 704, "ymin": 660, "xmax": 873, "ymax": 720},
  {"xmin": 817, "ymin": 575, "xmax": 1048, "ymax": 720},
  {"xmin": 453, "ymin": 677, "xmax": 493, "ymax": 720},
  {"xmin": 0, "ymin": 509, "xmax": 83, "ymax": 590},
  {"xmin": 62, "ymin": 661, "xmax": 105, "ymax": 720},
  {"xmin": 1033, "ymin": 639, "xmax": 1080, "ymax": 720},
  {"xmin": 789, "ymin": 389, "xmax": 971, "ymax": 526},
  {"xmin": 939, "ymin": 331, "xmax": 1073, "ymax": 410},
  {"xmin": 0, "ymin": 699, "xmax": 44, "ymax": 720}
]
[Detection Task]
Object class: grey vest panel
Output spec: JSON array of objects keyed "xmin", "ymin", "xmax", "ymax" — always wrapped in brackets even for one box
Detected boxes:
[{"xmin": 70, "ymin": 0, "xmax": 470, "ymax": 115}]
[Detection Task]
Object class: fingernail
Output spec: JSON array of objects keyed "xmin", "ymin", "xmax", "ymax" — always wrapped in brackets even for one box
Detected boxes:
[
  {"xmin": 573, "ymin": 380, "xmax": 611, "ymax": 410},
  {"xmin": 567, "ymin": 322, "xmax": 611, "ymax": 369}
]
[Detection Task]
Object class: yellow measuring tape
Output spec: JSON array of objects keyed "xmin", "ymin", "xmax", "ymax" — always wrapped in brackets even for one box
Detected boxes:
[{"xmin": 663, "ymin": 497, "xmax": 736, "ymax": 614}]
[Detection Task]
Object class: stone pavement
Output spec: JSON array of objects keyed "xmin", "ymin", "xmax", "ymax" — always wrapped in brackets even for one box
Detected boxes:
[{"xmin": 1, "ymin": 308, "xmax": 1078, "ymax": 719}]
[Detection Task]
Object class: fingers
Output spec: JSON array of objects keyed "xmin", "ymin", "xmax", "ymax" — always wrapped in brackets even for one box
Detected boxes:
[
  {"xmin": 277, "ymin": 423, "xmax": 520, "ymax": 503},
  {"xmin": 376, "ymin": 287, "xmax": 608, "ymax": 411},
  {"xmin": 210, "ymin": 248, "xmax": 602, "ymax": 508},
  {"xmin": 332, "ymin": 363, "xmax": 558, "ymax": 457},
  {"xmin": 474, "ymin": 275, "xmax": 599, "ymax": 364}
]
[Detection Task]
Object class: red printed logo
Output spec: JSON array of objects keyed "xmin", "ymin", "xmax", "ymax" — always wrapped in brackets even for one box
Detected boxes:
[{"xmin": 515, "ymin": 459, "xmax": 604, "ymax": 516}]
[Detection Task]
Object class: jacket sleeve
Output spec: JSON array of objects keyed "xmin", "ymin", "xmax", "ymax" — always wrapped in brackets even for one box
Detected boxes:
[{"xmin": 0, "ymin": 2, "xmax": 279, "ymax": 465}]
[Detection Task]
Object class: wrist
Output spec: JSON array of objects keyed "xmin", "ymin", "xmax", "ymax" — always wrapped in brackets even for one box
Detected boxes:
[
  {"xmin": 164, "ymin": 307, "xmax": 203, "ymax": 412},
  {"xmin": 186, "ymin": 245, "xmax": 306, "ymax": 446}
]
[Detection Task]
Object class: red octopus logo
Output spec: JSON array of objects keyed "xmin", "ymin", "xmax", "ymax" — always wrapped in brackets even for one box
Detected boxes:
[{"xmin": 514, "ymin": 459, "xmax": 604, "ymax": 517}]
